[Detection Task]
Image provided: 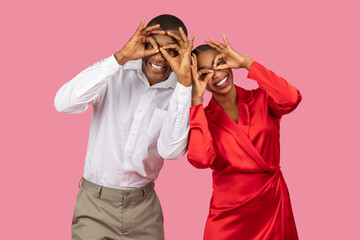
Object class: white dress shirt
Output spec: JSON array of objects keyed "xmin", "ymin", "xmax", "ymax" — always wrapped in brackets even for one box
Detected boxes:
[{"xmin": 54, "ymin": 55, "xmax": 191, "ymax": 189}]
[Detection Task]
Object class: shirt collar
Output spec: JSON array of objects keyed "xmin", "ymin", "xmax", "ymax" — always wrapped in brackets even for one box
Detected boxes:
[
  {"xmin": 236, "ymin": 85, "xmax": 253, "ymax": 102},
  {"xmin": 123, "ymin": 59, "xmax": 177, "ymax": 89}
]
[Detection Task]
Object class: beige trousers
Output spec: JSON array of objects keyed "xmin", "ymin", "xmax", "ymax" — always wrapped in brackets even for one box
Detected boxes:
[{"xmin": 71, "ymin": 178, "xmax": 164, "ymax": 240}]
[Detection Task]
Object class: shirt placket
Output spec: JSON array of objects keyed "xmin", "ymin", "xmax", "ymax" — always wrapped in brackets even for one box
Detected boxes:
[{"xmin": 121, "ymin": 89, "xmax": 150, "ymax": 187}]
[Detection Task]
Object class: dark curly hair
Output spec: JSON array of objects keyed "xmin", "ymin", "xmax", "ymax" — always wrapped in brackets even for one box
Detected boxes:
[
  {"xmin": 147, "ymin": 14, "xmax": 188, "ymax": 36},
  {"xmin": 191, "ymin": 44, "xmax": 219, "ymax": 56}
]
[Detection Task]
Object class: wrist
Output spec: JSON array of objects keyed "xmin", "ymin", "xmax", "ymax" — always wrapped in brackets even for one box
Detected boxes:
[
  {"xmin": 114, "ymin": 50, "xmax": 129, "ymax": 65},
  {"xmin": 177, "ymin": 75, "xmax": 192, "ymax": 87},
  {"xmin": 192, "ymin": 97, "xmax": 202, "ymax": 106},
  {"xmin": 243, "ymin": 57, "xmax": 254, "ymax": 71}
]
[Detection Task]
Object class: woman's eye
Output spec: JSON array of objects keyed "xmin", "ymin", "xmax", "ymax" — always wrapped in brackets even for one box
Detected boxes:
[
  {"xmin": 199, "ymin": 72, "xmax": 209, "ymax": 80},
  {"xmin": 149, "ymin": 43, "xmax": 154, "ymax": 48},
  {"xmin": 166, "ymin": 49, "xmax": 173, "ymax": 52}
]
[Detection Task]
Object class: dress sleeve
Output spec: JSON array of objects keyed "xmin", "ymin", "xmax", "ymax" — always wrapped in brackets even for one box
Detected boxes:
[
  {"xmin": 187, "ymin": 104, "xmax": 216, "ymax": 169},
  {"xmin": 54, "ymin": 55, "xmax": 121, "ymax": 114},
  {"xmin": 247, "ymin": 61, "xmax": 302, "ymax": 117}
]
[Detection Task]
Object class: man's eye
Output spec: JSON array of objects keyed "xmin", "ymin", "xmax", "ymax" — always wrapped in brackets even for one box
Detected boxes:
[
  {"xmin": 216, "ymin": 61, "xmax": 224, "ymax": 66},
  {"xmin": 166, "ymin": 49, "xmax": 178, "ymax": 56},
  {"xmin": 145, "ymin": 43, "xmax": 154, "ymax": 49}
]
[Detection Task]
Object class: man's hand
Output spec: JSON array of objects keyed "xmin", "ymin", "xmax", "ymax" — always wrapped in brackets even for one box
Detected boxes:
[
  {"xmin": 114, "ymin": 19, "xmax": 165, "ymax": 65},
  {"xmin": 159, "ymin": 27, "xmax": 194, "ymax": 87},
  {"xmin": 206, "ymin": 34, "xmax": 254, "ymax": 71},
  {"xmin": 191, "ymin": 54, "xmax": 214, "ymax": 106}
]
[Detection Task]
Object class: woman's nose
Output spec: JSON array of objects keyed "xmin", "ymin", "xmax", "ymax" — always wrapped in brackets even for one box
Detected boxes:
[{"xmin": 213, "ymin": 70, "xmax": 221, "ymax": 79}]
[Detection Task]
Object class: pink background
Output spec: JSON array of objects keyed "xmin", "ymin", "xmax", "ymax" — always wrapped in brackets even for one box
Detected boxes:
[{"xmin": 1, "ymin": 0, "xmax": 359, "ymax": 239}]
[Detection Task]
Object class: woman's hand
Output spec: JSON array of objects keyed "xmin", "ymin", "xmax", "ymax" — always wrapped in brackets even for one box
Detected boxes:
[
  {"xmin": 114, "ymin": 19, "xmax": 165, "ymax": 65},
  {"xmin": 191, "ymin": 54, "xmax": 214, "ymax": 106},
  {"xmin": 159, "ymin": 27, "xmax": 194, "ymax": 87},
  {"xmin": 206, "ymin": 34, "xmax": 254, "ymax": 71}
]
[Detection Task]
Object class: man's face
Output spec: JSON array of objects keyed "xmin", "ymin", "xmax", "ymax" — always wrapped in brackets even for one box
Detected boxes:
[{"xmin": 142, "ymin": 32, "xmax": 179, "ymax": 86}]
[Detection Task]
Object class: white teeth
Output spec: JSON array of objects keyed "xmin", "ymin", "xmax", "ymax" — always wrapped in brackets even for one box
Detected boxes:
[
  {"xmin": 151, "ymin": 63, "xmax": 164, "ymax": 69},
  {"xmin": 216, "ymin": 76, "xmax": 228, "ymax": 86}
]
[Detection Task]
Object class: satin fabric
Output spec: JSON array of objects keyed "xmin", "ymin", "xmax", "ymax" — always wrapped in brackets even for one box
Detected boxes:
[{"xmin": 188, "ymin": 62, "xmax": 302, "ymax": 240}]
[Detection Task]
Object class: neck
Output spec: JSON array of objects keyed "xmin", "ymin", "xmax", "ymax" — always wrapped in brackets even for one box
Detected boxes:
[{"xmin": 213, "ymin": 85, "xmax": 237, "ymax": 109}]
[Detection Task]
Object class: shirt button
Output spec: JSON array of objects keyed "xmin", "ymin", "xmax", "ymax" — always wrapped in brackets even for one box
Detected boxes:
[
  {"xmin": 180, "ymin": 93, "xmax": 185, "ymax": 97},
  {"xmin": 138, "ymin": 109, "xmax": 142, "ymax": 112},
  {"xmin": 131, "ymin": 131, "xmax": 136, "ymax": 135}
]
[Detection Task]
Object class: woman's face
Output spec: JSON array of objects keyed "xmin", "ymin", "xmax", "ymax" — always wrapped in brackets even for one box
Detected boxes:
[{"xmin": 196, "ymin": 49, "xmax": 234, "ymax": 95}]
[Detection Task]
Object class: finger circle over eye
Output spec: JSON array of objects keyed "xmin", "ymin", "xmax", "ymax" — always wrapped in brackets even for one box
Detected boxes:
[
  {"xmin": 145, "ymin": 37, "xmax": 158, "ymax": 49},
  {"xmin": 163, "ymin": 44, "xmax": 180, "ymax": 51},
  {"xmin": 213, "ymin": 54, "xmax": 223, "ymax": 67}
]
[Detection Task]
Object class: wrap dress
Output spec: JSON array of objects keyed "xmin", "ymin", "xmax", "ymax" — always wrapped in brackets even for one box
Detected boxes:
[{"xmin": 187, "ymin": 61, "xmax": 302, "ymax": 240}]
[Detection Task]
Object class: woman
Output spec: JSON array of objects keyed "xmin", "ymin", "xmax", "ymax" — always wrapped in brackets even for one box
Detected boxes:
[{"xmin": 187, "ymin": 35, "xmax": 301, "ymax": 239}]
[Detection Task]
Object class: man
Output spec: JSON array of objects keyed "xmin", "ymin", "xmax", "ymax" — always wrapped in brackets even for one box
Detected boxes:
[{"xmin": 54, "ymin": 14, "xmax": 193, "ymax": 240}]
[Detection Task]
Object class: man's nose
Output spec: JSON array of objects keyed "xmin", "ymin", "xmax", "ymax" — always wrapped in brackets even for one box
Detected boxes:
[{"xmin": 152, "ymin": 51, "xmax": 165, "ymax": 61}]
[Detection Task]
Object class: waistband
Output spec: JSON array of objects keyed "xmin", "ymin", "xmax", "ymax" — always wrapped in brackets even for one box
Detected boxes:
[{"xmin": 80, "ymin": 177, "xmax": 155, "ymax": 199}]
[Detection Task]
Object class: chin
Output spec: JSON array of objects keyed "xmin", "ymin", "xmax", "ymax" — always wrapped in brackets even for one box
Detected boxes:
[{"xmin": 209, "ymin": 74, "xmax": 234, "ymax": 94}]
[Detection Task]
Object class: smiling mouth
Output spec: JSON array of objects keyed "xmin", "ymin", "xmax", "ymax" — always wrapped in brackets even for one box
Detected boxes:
[
  {"xmin": 215, "ymin": 76, "xmax": 228, "ymax": 87},
  {"xmin": 149, "ymin": 62, "xmax": 166, "ymax": 70}
]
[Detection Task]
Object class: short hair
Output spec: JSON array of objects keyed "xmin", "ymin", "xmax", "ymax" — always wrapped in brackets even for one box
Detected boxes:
[
  {"xmin": 191, "ymin": 44, "xmax": 219, "ymax": 56},
  {"xmin": 147, "ymin": 14, "xmax": 188, "ymax": 36}
]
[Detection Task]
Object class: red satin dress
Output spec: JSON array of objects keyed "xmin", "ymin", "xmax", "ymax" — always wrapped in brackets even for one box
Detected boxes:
[{"xmin": 188, "ymin": 62, "xmax": 302, "ymax": 240}]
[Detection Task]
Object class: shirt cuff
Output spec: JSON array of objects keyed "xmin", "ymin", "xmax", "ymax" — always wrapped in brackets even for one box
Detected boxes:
[
  {"xmin": 102, "ymin": 55, "xmax": 121, "ymax": 73},
  {"xmin": 190, "ymin": 104, "xmax": 206, "ymax": 128},
  {"xmin": 190, "ymin": 103, "xmax": 203, "ymax": 111},
  {"xmin": 174, "ymin": 82, "xmax": 192, "ymax": 106}
]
